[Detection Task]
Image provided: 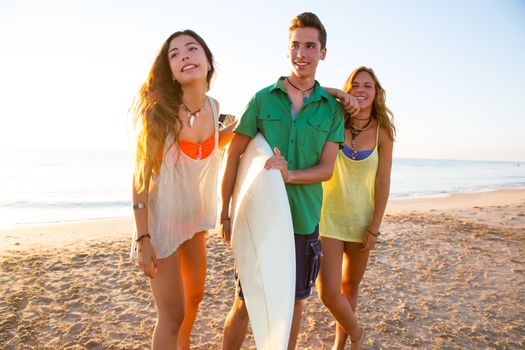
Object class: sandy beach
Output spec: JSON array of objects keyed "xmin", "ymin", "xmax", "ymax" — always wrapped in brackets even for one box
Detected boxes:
[{"xmin": 1, "ymin": 189, "xmax": 524, "ymax": 349}]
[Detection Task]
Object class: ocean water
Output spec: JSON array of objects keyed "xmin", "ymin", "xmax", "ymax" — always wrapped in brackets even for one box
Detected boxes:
[
  {"xmin": 0, "ymin": 149, "xmax": 132, "ymax": 228},
  {"xmin": 0, "ymin": 149, "xmax": 524, "ymax": 227},
  {"xmin": 390, "ymin": 158, "xmax": 525, "ymax": 198}
]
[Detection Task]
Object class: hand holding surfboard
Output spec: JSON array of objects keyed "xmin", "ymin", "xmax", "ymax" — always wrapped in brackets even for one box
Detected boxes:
[{"xmin": 264, "ymin": 147, "xmax": 290, "ymax": 182}]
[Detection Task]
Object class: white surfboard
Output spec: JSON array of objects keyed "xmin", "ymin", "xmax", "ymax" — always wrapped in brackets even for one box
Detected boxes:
[{"xmin": 230, "ymin": 133, "xmax": 296, "ymax": 350}]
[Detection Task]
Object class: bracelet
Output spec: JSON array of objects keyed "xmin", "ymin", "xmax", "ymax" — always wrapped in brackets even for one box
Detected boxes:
[
  {"xmin": 221, "ymin": 217, "xmax": 230, "ymax": 221},
  {"xmin": 133, "ymin": 202, "xmax": 146, "ymax": 210},
  {"xmin": 136, "ymin": 233, "xmax": 151, "ymax": 243},
  {"xmin": 366, "ymin": 228, "xmax": 380, "ymax": 237}
]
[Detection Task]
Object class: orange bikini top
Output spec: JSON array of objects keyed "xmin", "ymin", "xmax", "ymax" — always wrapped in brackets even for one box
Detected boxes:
[
  {"xmin": 156, "ymin": 133, "xmax": 215, "ymax": 161},
  {"xmin": 178, "ymin": 133, "xmax": 215, "ymax": 160}
]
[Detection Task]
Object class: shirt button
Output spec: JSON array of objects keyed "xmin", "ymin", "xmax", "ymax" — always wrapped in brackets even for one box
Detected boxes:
[{"xmin": 291, "ymin": 140, "xmax": 294, "ymax": 143}]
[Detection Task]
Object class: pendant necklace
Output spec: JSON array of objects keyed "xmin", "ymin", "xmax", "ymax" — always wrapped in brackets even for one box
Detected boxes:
[
  {"xmin": 181, "ymin": 98, "xmax": 207, "ymax": 128},
  {"xmin": 349, "ymin": 117, "xmax": 373, "ymax": 149},
  {"xmin": 287, "ymin": 77, "xmax": 315, "ymax": 104}
]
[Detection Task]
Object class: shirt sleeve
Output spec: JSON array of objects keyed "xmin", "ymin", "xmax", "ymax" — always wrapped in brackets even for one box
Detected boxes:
[
  {"xmin": 326, "ymin": 103, "xmax": 345, "ymax": 144},
  {"xmin": 234, "ymin": 95, "xmax": 259, "ymax": 138}
]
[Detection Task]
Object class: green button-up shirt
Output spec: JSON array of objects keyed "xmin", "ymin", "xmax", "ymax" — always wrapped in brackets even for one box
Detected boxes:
[{"xmin": 235, "ymin": 77, "xmax": 345, "ymax": 234}]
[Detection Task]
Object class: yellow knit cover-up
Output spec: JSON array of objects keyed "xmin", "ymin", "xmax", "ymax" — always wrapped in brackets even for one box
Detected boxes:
[{"xmin": 320, "ymin": 127, "xmax": 379, "ymax": 243}]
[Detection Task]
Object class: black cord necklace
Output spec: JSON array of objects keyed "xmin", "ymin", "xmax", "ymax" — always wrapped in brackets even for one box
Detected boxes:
[
  {"xmin": 349, "ymin": 117, "xmax": 373, "ymax": 149},
  {"xmin": 181, "ymin": 98, "xmax": 207, "ymax": 128},
  {"xmin": 286, "ymin": 77, "xmax": 315, "ymax": 104}
]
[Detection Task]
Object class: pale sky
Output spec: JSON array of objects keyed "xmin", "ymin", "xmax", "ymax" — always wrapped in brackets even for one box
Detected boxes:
[{"xmin": 1, "ymin": 0, "xmax": 524, "ymax": 161}]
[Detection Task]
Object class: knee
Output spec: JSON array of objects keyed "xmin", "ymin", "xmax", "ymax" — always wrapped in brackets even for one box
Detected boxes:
[
  {"xmin": 341, "ymin": 279, "xmax": 361, "ymax": 297},
  {"xmin": 318, "ymin": 284, "xmax": 341, "ymax": 309},
  {"xmin": 158, "ymin": 304, "xmax": 185, "ymax": 332},
  {"xmin": 186, "ymin": 289, "xmax": 205, "ymax": 309}
]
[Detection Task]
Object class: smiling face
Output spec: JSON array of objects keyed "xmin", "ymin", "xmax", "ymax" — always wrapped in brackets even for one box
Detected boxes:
[
  {"xmin": 288, "ymin": 27, "xmax": 326, "ymax": 79},
  {"xmin": 350, "ymin": 71, "xmax": 377, "ymax": 112},
  {"xmin": 167, "ymin": 34, "xmax": 210, "ymax": 86}
]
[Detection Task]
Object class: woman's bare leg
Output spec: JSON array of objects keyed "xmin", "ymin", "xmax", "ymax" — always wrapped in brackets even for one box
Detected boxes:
[
  {"xmin": 334, "ymin": 242, "xmax": 370, "ymax": 348},
  {"xmin": 150, "ymin": 250, "xmax": 185, "ymax": 350},
  {"xmin": 177, "ymin": 231, "xmax": 207, "ymax": 350},
  {"xmin": 317, "ymin": 237, "xmax": 362, "ymax": 349}
]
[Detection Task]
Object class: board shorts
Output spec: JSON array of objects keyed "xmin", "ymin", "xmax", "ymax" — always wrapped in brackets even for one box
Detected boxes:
[{"xmin": 235, "ymin": 225, "xmax": 321, "ymax": 301}]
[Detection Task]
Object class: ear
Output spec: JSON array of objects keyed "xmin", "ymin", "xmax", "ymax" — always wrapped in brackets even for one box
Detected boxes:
[{"xmin": 320, "ymin": 47, "xmax": 327, "ymax": 61}]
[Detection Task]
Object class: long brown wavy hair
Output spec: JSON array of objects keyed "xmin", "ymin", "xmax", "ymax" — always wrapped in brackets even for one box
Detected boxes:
[
  {"xmin": 343, "ymin": 66, "xmax": 396, "ymax": 140},
  {"xmin": 131, "ymin": 30, "xmax": 215, "ymax": 192}
]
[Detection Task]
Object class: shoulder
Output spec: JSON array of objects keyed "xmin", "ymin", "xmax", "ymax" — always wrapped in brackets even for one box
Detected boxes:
[
  {"xmin": 208, "ymin": 96, "xmax": 220, "ymax": 112},
  {"xmin": 378, "ymin": 124, "xmax": 393, "ymax": 146},
  {"xmin": 318, "ymin": 84, "xmax": 338, "ymax": 104},
  {"xmin": 332, "ymin": 99, "xmax": 345, "ymax": 115},
  {"xmin": 319, "ymin": 89, "xmax": 343, "ymax": 114},
  {"xmin": 244, "ymin": 82, "xmax": 282, "ymax": 112},
  {"xmin": 253, "ymin": 77, "xmax": 287, "ymax": 99},
  {"xmin": 323, "ymin": 91, "xmax": 339, "ymax": 105},
  {"xmin": 253, "ymin": 82, "xmax": 279, "ymax": 99}
]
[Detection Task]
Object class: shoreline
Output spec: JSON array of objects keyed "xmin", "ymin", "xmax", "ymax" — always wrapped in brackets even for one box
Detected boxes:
[
  {"xmin": 388, "ymin": 187, "xmax": 525, "ymax": 212},
  {"xmin": 1, "ymin": 188, "xmax": 524, "ymax": 253},
  {"xmin": 0, "ymin": 217, "xmax": 132, "ymax": 253},
  {"xmin": 3, "ymin": 186, "xmax": 524, "ymax": 228}
]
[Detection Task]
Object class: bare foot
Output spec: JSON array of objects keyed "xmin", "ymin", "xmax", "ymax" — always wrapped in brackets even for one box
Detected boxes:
[{"xmin": 351, "ymin": 326, "xmax": 365, "ymax": 350}]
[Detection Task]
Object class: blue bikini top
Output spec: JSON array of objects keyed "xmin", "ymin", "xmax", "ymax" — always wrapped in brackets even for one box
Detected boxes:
[{"xmin": 342, "ymin": 144, "xmax": 373, "ymax": 160}]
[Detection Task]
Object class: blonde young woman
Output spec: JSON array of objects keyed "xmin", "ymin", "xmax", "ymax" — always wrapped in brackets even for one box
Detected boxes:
[
  {"xmin": 319, "ymin": 67, "xmax": 396, "ymax": 349},
  {"xmin": 130, "ymin": 30, "xmax": 235, "ymax": 350}
]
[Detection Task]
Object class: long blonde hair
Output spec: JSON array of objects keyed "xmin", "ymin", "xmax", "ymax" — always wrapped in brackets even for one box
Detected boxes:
[
  {"xmin": 131, "ymin": 30, "xmax": 215, "ymax": 192},
  {"xmin": 343, "ymin": 66, "xmax": 396, "ymax": 140}
]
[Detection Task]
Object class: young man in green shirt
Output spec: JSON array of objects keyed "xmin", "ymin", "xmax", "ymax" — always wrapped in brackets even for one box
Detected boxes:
[{"xmin": 220, "ymin": 12, "xmax": 360, "ymax": 349}]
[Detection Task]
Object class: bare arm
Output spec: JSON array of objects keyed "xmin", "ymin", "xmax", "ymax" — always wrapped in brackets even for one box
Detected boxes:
[
  {"xmin": 218, "ymin": 120, "xmax": 238, "ymax": 148},
  {"xmin": 370, "ymin": 128, "xmax": 393, "ymax": 231},
  {"xmin": 264, "ymin": 141, "xmax": 340, "ymax": 184},
  {"xmin": 323, "ymin": 87, "xmax": 346, "ymax": 100},
  {"xmin": 213, "ymin": 99, "xmax": 238, "ymax": 148},
  {"xmin": 323, "ymin": 86, "xmax": 360, "ymax": 116},
  {"xmin": 132, "ymin": 184, "xmax": 150, "ymax": 238},
  {"xmin": 132, "ymin": 139, "xmax": 161, "ymax": 277},
  {"xmin": 220, "ymin": 133, "xmax": 251, "ymax": 244},
  {"xmin": 363, "ymin": 127, "xmax": 393, "ymax": 250}
]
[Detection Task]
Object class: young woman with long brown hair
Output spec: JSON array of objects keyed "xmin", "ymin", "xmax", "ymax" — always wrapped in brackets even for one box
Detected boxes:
[
  {"xmin": 130, "ymin": 30, "xmax": 235, "ymax": 350},
  {"xmin": 319, "ymin": 66, "xmax": 396, "ymax": 349}
]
